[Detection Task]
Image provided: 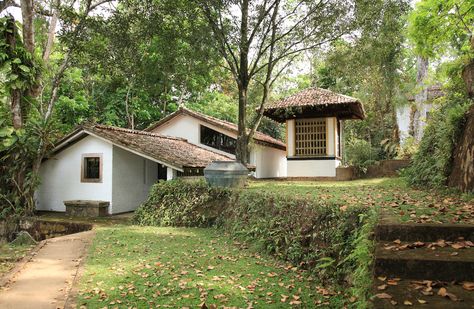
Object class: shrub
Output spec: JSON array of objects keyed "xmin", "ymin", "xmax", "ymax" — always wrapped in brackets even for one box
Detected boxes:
[
  {"xmin": 402, "ymin": 97, "xmax": 470, "ymax": 187},
  {"xmin": 133, "ymin": 179, "xmax": 231, "ymax": 227},
  {"xmin": 220, "ymin": 191, "xmax": 371, "ymax": 284},
  {"xmin": 345, "ymin": 138, "xmax": 379, "ymax": 173}
]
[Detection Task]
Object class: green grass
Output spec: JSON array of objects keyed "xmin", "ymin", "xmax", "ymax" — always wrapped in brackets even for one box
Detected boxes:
[
  {"xmin": 248, "ymin": 178, "xmax": 474, "ymax": 224},
  {"xmin": 77, "ymin": 226, "xmax": 343, "ymax": 308},
  {"xmin": 0, "ymin": 243, "xmax": 35, "ymax": 276}
]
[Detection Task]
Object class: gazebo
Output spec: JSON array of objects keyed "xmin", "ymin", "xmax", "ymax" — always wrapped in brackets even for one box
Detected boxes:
[{"xmin": 263, "ymin": 87, "xmax": 365, "ymax": 178}]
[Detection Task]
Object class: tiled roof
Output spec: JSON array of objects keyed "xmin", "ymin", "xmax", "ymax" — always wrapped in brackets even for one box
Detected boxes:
[
  {"xmin": 54, "ymin": 124, "xmax": 234, "ymax": 170},
  {"xmin": 146, "ymin": 107, "xmax": 286, "ymax": 151},
  {"xmin": 263, "ymin": 87, "xmax": 365, "ymax": 121}
]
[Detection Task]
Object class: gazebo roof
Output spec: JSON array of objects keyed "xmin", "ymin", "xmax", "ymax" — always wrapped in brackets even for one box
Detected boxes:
[{"xmin": 263, "ymin": 87, "xmax": 365, "ymax": 122}]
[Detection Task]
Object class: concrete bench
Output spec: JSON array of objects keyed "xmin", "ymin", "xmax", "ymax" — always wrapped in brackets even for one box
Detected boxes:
[{"xmin": 64, "ymin": 200, "xmax": 109, "ymax": 217}]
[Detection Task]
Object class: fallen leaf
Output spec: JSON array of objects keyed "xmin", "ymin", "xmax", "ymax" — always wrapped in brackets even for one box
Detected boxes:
[
  {"xmin": 438, "ymin": 287, "xmax": 447, "ymax": 297},
  {"xmin": 417, "ymin": 299, "xmax": 427, "ymax": 304},
  {"xmin": 403, "ymin": 300, "xmax": 413, "ymax": 306},
  {"xmin": 462, "ymin": 282, "xmax": 474, "ymax": 291},
  {"xmin": 377, "ymin": 284, "xmax": 387, "ymax": 290},
  {"xmin": 375, "ymin": 293, "xmax": 392, "ymax": 299}
]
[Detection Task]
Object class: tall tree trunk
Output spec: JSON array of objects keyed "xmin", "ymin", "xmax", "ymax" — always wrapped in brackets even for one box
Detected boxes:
[
  {"xmin": 412, "ymin": 56, "xmax": 429, "ymax": 141},
  {"xmin": 5, "ymin": 16, "xmax": 23, "ymax": 129},
  {"xmin": 236, "ymin": 0, "xmax": 249, "ymax": 164},
  {"xmin": 237, "ymin": 85, "xmax": 249, "ymax": 164},
  {"xmin": 20, "ymin": 0, "xmax": 34, "ymax": 54},
  {"xmin": 448, "ymin": 103, "xmax": 474, "ymax": 192}
]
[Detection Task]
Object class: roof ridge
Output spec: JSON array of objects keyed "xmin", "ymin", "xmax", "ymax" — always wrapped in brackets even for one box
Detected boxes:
[{"xmin": 91, "ymin": 124, "xmax": 188, "ymax": 141}]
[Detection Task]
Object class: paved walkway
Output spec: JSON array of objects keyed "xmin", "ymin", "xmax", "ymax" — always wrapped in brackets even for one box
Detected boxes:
[{"xmin": 0, "ymin": 230, "xmax": 94, "ymax": 309}]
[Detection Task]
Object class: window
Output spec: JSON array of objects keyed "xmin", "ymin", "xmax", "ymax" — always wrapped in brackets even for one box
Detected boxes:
[
  {"xmin": 295, "ymin": 118, "xmax": 327, "ymax": 157},
  {"xmin": 81, "ymin": 154, "xmax": 102, "ymax": 183},
  {"xmin": 200, "ymin": 125, "xmax": 236, "ymax": 154}
]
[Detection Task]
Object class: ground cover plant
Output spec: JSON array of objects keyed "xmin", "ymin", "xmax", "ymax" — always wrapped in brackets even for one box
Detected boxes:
[
  {"xmin": 77, "ymin": 226, "xmax": 347, "ymax": 308},
  {"xmin": 248, "ymin": 178, "xmax": 474, "ymax": 225}
]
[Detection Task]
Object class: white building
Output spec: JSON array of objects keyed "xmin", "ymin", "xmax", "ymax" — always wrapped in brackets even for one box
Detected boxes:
[
  {"xmin": 36, "ymin": 124, "xmax": 234, "ymax": 214},
  {"xmin": 263, "ymin": 87, "xmax": 365, "ymax": 178},
  {"xmin": 37, "ymin": 87, "xmax": 364, "ymax": 214}
]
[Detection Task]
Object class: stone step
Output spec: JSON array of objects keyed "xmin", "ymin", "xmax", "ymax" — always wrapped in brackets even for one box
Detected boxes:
[
  {"xmin": 374, "ymin": 242, "xmax": 474, "ymax": 281},
  {"xmin": 375, "ymin": 223, "xmax": 474, "ymax": 242},
  {"xmin": 372, "ymin": 279, "xmax": 474, "ymax": 309}
]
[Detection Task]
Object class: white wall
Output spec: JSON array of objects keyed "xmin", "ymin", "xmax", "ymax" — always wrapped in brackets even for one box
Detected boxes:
[
  {"xmin": 285, "ymin": 117, "xmax": 340, "ymax": 177},
  {"xmin": 327, "ymin": 117, "xmax": 336, "ymax": 156},
  {"xmin": 287, "ymin": 119, "xmax": 295, "ymax": 156},
  {"xmin": 111, "ymin": 146, "xmax": 159, "ymax": 214},
  {"xmin": 396, "ymin": 105, "xmax": 411, "ymax": 144},
  {"xmin": 151, "ymin": 114, "xmax": 235, "ymax": 158},
  {"xmin": 151, "ymin": 114, "xmax": 286, "ymax": 178},
  {"xmin": 287, "ymin": 159, "xmax": 341, "ymax": 177},
  {"xmin": 255, "ymin": 145, "xmax": 287, "ymax": 178},
  {"xmin": 36, "ymin": 136, "xmax": 113, "ymax": 212}
]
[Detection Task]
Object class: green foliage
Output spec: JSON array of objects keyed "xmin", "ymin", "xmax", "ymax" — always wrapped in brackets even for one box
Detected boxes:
[
  {"xmin": 397, "ymin": 136, "xmax": 419, "ymax": 159},
  {"xmin": 345, "ymin": 138, "xmax": 379, "ymax": 173},
  {"xmin": 344, "ymin": 209, "xmax": 378, "ymax": 308},
  {"xmin": 312, "ymin": 0, "xmax": 412, "ymax": 155},
  {"xmin": 133, "ymin": 180, "xmax": 231, "ymax": 227},
  {"xmin": 408, "ymin": 0, "xmax": 474, "ymax": 59},
  {"xmin": 402, "ymin": 96, "xmax": 470, "ymax": 187},
  {"xmin": 0, "ymin": 121, "xmax": 42, "ymax": 220},
  {"xmin": 134, "ymin": 180, "xmax": 376, "ymax": 292},
  {"xmin": 221, "ymin": 191, "xmax": 370, "ymax": 284}
]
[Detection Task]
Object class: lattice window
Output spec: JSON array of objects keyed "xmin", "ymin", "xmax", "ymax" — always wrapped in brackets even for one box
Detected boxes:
[{"xmin": 295, "ymin": 118, "xmax": 327, "ymax": 157}]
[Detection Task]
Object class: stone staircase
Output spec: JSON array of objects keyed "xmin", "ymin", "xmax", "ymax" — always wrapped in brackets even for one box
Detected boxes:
[{"xmin": 372, "ymin": 222, "xmax": 474, "ymax": 308}]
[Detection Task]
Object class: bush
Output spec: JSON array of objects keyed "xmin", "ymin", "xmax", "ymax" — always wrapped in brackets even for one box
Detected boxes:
[
  {"xmin": 133, "ymin": 179, "xmax": 231, "ymax": 227},
  {"xmin": 402, "ymin": 97, "xmax": 470, "ymax": 187},
  {"xmin": 220, "ymin": 191, "xmax": 371, "ymax": 284},
  {"xmin": 345, "ymin": 138, "xmax": 379, "ymax": 173}
]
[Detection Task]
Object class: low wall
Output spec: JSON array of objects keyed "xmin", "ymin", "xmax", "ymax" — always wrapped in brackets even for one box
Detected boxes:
[
  {"xmin": 364, "ymin": 159, "xmax": 411, "ymax": 178},
  {"xmin": 0, "ymin": 221, "xmax": 18, "ymax": 243},
  {"xmin": 19, "ymin": 219, "xmax": 93, "ymax": 241}
]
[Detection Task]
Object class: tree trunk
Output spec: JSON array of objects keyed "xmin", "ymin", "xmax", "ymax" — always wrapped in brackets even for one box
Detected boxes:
[
  {"xmin": 20, "ymin": 0, "xmax": 35, "ymax": 54},
  {"xmin": 236, "ymin": 0, "xmax": 250, "ymax": 165},
  {"xmin": 236, "ymin": 85, "xmax": 249, "ymax": 164},
  {"xmin": 5, "ymin": 16, "xmax": 23, "ymax": 129},
  {"xmin": 413, "ymin": 56, "xmax": 429, "ymax": 141},
  {"xmin": 448, "ymin": 103, "xmax": 474, "ymax": 192}
]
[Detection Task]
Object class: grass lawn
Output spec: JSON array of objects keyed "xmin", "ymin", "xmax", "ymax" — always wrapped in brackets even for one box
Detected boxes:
[
  {"xmin": 248, "ymin": 177, "xmax": 474, "ymax": 224},
  {"xmin": 77, "ymin": 226, "xmax": 343, "ymax": 308},
  {"xmin": 0, "ymin": 243, "xmax": 35, "ymax": 277}
]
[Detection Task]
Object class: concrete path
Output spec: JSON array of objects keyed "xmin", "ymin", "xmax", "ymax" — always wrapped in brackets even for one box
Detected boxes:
[{"xmin": 0, "ymin": 230, "xmax": 94, "ymax": 309}]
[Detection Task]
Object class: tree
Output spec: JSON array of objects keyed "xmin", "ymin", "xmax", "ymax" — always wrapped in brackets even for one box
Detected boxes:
[
  {"xmin": 312, "ymin": 0, "xmax": 411, "ymax": 156},
  {"xmin": 408, "ymin": 0, "xmax": 473, "ymax": 94},
  {"xmin": 0, "ymin": 0, "xmax": 115, "ymax": 216},
  {"xmin": 198, "ymin": 0, "xmax": 355, "ymax": 164}
]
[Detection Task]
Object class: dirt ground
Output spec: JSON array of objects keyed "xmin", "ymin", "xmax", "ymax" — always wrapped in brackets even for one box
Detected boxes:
[{"xmin": 0, "ymin": 230, "xmax": 94, "ymax": 309}]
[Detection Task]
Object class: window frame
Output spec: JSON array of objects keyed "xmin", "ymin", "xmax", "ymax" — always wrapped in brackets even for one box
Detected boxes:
[
  {"xmin": 294, "ymin": 118, "xmax": 327, "ymax": 157},
  {"xmin": 81, "ymin": 153, "xmax": 103, "ymax": 183}
]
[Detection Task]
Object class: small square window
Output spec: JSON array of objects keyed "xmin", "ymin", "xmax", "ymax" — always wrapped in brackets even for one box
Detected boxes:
[{"xmin": 81, "ymin": 154, "xmax": 102, "ymax": 183}]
